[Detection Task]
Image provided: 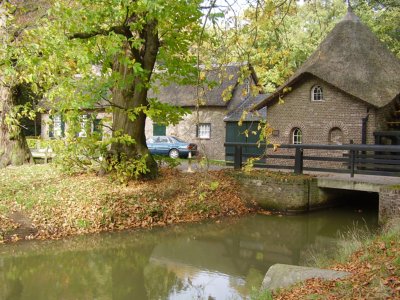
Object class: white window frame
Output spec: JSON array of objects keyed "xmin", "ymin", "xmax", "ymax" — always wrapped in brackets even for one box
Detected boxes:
[
  {"xmin": 53, "ymin": 115, "xmax": 63, "ymax": 138},
  {"xmin": 78, "ymin": 114, "xmax": 92, "ymax": 137},
  {"xmin": 311, "ymin": 85, "xmax": 324, "ymax": 101},
  {"xmin": 292, "ymin": 128, "xmax": 302, "ymax": 144},
  {"xmin": 197, "ymin": 123, "xmax": 211, "ymax": 139}
]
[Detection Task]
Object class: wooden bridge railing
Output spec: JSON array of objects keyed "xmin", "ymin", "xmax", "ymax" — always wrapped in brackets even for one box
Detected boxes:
[{"xmin": 224, "ymin": 142, "xmax": 400, "ymax": 177}]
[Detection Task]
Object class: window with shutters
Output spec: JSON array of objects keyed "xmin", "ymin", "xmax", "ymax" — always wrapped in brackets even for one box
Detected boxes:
[{"xmin": 49, "ymin": 115, "xmax": 64, "ymax": 138}]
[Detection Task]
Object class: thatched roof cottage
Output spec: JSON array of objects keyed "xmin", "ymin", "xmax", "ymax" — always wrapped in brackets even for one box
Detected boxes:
[{"xmin": 254, "ymin": 7, "xmax": 400, "ymax": 146}]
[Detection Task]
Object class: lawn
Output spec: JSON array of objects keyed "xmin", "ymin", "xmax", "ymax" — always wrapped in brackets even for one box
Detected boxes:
[{"xmin": 0, "ymin": 164, "xmax": 253, "ymax": 242}]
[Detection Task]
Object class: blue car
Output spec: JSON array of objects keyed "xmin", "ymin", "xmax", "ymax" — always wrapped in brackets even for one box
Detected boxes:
[{"xmin": 146, "ymin": 136, "xmax": 198, "ymax": 158}]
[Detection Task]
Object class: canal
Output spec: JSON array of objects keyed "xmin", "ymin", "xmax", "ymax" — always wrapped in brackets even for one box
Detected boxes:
[{"xmin": 0, "ymin": 199, "xmax": 378, "ymax": 299}]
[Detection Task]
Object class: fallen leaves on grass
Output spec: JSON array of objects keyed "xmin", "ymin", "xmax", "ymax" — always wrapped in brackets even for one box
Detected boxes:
[
  {"xmin": 0, "ymin": 165, "xmax": 254, "ymax": 242},
  {"xmin": 275, "ymin": 229, "xmax": 400, "ymax": 300},
  {"xmin": 0, "ymin": 214, "xmax": 20, "ymax": 243}
]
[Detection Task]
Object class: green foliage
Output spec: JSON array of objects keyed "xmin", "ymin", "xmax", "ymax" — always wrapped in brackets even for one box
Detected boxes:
[
  {"xmin": 39, "ymin": 0, "xmax": 203, "ymax": 103},
  {"xmin": 243, "ymin": 157, "xmax": 257, "ymax": 173},
  {"xmin": 26, "ymin": 138, "xmax": 64, "ymax": 150},
  {"xmin": 306, "ymin": 223, "xmax": 375, "ymax": 268},
  {"xmin": 209, "ymin": 181, "xmax": 219, "ymax": 191},
  {"xmin": 239, "ymin": 0, "xmax": 347, "ymax": 90},
  {"xmin": 153, "ymin": 155, "xmax": 181, "ymax": 169},
  {"xmin": 4, "ymin": 0, "xmax": 397, "ymax": 179},
  {"xmin": 201, "ymin": 0, "xmax": 398, "ymax": 92},
  {"xmin": 187, "ymin": 180, "xmax": 221, "ymax": 212},
  {"xmin": 250, "ymin": 288, "xmax": 273, "ymax": 300},
  {"xmin": 33, "ymin": 0, "xmax": 202, "ymax": 178},
  {"xmin": 53, "ymin": 136, "xmax": 107, "ymax": 174},
  {"xmin": 107, "ymin": 153, "xmax": 150, "ymax": 184},
  {"xmin": 76, "ymin": 218, "xmax": 91, "ymax": 229},
  {"xmin": 3, "ymin": 102, "xmax": 36, "ymax": 139},
  {"xmin": 145, "ymin": 99, "xmax": 190, "ymax": 126},
  {"xmin": 353, "ymin": 0, "xmax": 400, "ymax": 57}
]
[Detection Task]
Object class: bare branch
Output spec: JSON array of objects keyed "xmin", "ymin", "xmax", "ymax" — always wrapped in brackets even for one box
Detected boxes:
[
  {"xmin": 98, "ymin": 122, "xmax": 114, "ymax": 132},
  {"xmin": 97, "ymin": 96, "xmax": 127, "ymax": 110}
]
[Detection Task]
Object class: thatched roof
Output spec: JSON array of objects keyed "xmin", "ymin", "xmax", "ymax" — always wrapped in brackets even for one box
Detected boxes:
[
  {"xmin": 148, "ymin": 65, "xmax": 255, "ymax": 107},
  {"xmin": 254, "ymin": 9, "xmax": 400, "ymax": 110},
  {"xmin": 224, "ymin": 93, "xmax": 267, "ymax": 122},
  {"xmin": 40, "ymin": 65, "xmax": 258, "ymax": 111}
]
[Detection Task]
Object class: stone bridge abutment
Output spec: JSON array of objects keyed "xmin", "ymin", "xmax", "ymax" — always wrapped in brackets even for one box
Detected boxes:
[{"xmin": 234, "ymin": 172, "xmax": 400, "ymax": 223}]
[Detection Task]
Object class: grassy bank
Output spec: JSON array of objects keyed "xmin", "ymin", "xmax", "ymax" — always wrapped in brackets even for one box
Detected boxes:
[
  {"xmin": 0, "ymin": 164, "xmax": 253, "ymax": 243},
  {"xmin": 269, "ymin": 218, "xmax": 400, "ymax": 299}
]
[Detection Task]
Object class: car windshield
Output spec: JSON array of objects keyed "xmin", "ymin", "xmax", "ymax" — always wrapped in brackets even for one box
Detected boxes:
[{"xmin": 170, "ymin": 136, "xmax": 185, "ymax": 143}]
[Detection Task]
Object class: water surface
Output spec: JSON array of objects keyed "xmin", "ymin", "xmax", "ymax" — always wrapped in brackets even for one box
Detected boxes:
[{"xmin": 0, "ymin": 204, "xmax": 378, "ymax": 299}]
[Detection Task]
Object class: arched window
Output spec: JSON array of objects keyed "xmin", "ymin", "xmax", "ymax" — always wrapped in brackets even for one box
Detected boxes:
[
  {"xmin": 311, "ymin": 85, "xmax": 323, "ymax": 101},
  {"xmin": 329, "ymin": 127, "xmax": 343, "ymax": 145},
  {"xmin": 292, "ymin": 128, "xmax": 302, "ymax": 144}
]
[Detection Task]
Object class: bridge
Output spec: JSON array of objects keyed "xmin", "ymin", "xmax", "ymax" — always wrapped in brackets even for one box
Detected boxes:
[
  {"xmin": 224, "ymin": 142, "xmax": 400, "ymax": 222},
  {"xmin": 316, "ymin": 173, "xmax": 399, "ymax": 193}
]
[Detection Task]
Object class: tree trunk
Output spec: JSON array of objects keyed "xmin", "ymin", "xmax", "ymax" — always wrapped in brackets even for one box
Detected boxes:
[
  {"xmin": 109, "ymin": 23, "xmax": 160, "ymax": 179},
  {"xmin": 110, "ymin": 76, "xmax": 158, "ymax": 179},
  {"xmin": 0, "ymin": 2, "xmax": 35, "ymax": 168},
  {"xmin": 0, "ymin": 86, "xmax": 33, "ymax": 168}
]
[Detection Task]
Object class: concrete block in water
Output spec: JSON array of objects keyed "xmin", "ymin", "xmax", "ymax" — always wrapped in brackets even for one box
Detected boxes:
[{"xmin": 261, "ymin": 263, "xmax": 350, "ymax": 291}]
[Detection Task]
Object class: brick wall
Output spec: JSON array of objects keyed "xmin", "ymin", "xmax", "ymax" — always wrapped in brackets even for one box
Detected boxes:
[
  {"xmin": 144, "ymin": 77, "xmax": 255, "ymax": 160},
  {"xmin": 145, "ymin": 108, "xmax": 227, "ymax": 160},
  {"xmin": 232, "ymin": 172, "xmax": 345, "ymax": 212},
  {"xmin": 41, "ymin": 109, "xmax": 228, "ymax": 160},
  {"xmin": 379, "ymin": 187, "xmax": 400, "ymax": 223},
  {"xmin": 267, "ymin": 75, "xmax": 376, "ymax": 146},
  {"xmin": 265, "ymin": 75, "xmax": 379, "ymax": 169}
]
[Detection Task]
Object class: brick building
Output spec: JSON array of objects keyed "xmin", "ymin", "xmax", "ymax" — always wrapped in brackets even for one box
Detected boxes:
[
  {"xmin": 145, "ymin": 65, "xmax": 263, "ymax": 160},
  {"xmin": 254, "ymin": 8, "xmax": 400, "ymax": 148},
  {"xmin": 39, "ymin": 65, "xmax": 263, "ymax": 161}
]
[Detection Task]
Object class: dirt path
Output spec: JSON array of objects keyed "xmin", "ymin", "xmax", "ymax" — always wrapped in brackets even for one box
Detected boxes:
[{"xmin": 3, "ymin": 211, "xmax": 37, "ymax": 242}]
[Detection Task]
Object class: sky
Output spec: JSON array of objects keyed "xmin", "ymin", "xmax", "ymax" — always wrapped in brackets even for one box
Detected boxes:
[
  {"xmin": 202, "ymin": 0, "xmax": 304, "ymax": 26},
  {"xmin": 200, "ymin": 0, "xmax": 251, "ymax": 28}
]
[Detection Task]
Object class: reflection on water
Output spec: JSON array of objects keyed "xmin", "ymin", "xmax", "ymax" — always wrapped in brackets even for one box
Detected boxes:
[{"xmin": 0, "ymin": 205, "xmax": 378, "ymax": 300}]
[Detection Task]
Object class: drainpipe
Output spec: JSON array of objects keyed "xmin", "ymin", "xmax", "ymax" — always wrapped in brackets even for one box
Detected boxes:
[{"xmin": 361, "ymin": 114, "xmax": 369, "ymax": 144}]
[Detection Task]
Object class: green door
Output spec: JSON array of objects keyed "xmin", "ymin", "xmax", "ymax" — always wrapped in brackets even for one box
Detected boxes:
[
  {"xmin": 245, "ymin": 122, "xmax": 264, "ymax": 156},
  {"xmin": 225, "ymin": 122, "xmax": 239, "ymax": 161},
  {"xmin": 225, "ymin": 122, "xmax": 263, "ymax": 161},
  {"xmin": 153, "ymin": 124, "xmax": 166, "ymax": 136}
]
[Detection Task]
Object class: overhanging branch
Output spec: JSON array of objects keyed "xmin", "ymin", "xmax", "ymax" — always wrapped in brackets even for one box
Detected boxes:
[{"xmin": 69, "ymin": 25, "xmax": 130, "ymax": 39}]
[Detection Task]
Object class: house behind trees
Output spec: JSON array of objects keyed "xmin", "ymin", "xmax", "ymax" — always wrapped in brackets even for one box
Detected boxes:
[
  {"xmin": 39, "ymin": 65, "xmax": 266, "ymax": 160},
  {"xmin": 253, "ymin": 8, "xmax": 400, "ymax": 148}
]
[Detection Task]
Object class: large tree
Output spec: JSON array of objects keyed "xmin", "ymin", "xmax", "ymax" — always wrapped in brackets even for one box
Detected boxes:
[
  {"xmin": 37, "ymin": 0, "xmax": 203, "ymax": 179},
  {"xmin": 0, "ymin": 1, "xmax": 44, "ymax": 167}
]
